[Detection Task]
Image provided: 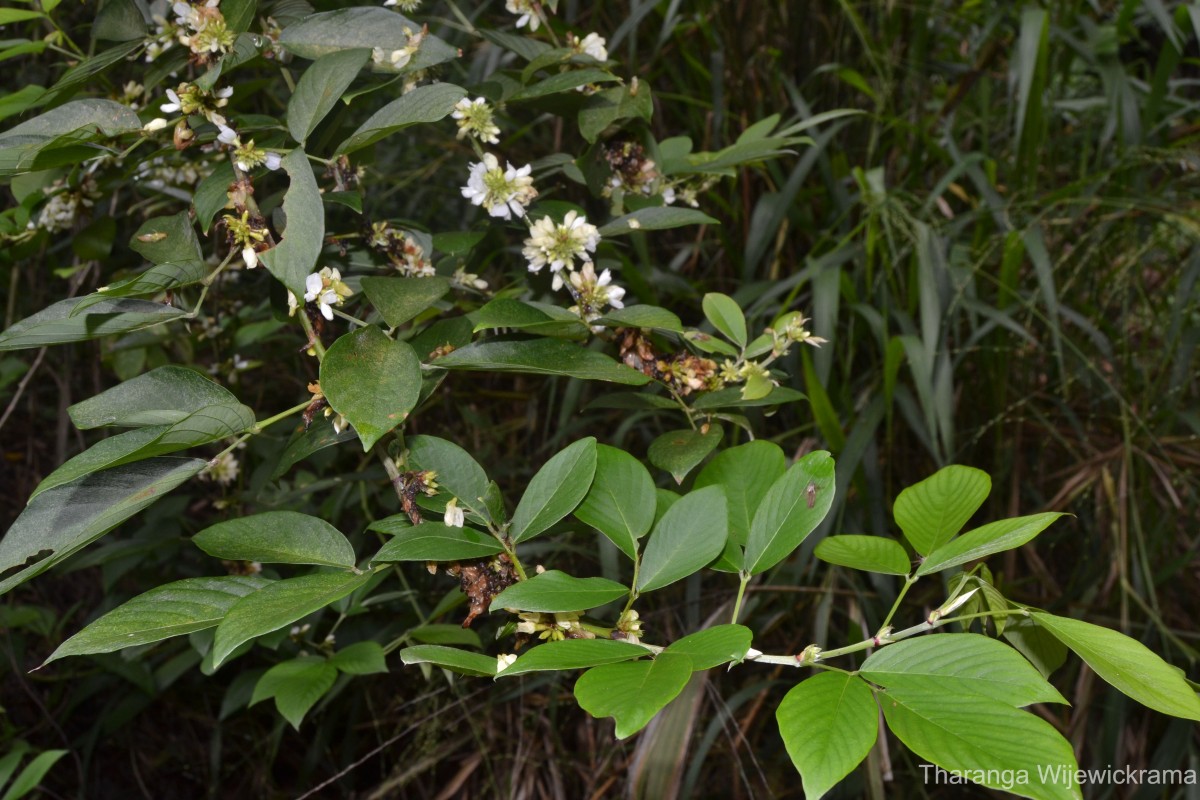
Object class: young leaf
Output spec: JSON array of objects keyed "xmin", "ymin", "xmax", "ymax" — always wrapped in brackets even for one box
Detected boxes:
[
  {"xmin": 193, "ymin": 511, "xmax": 356, "ymax": 569},
  {"xmin": 0, "ymin": 298, "xmax": 188, "ymax": 352},
  {"xmin": 67, "ymin": 366, "xmax": 237, "ymax": 429},
  {"xmin": 860, "ymin": 634, "xmax": 1066, "ymax": 706},
  {"xmin": 777, "ymin": 673, "xmax": 879, "ymax": 800},
  {"xmin": 894, "ymin": 465, "xmax": 991, "ymax": 555},
  {"xmin": 694, "ymin": 440, "xmax": 787, "ymax": 548},
  {"xmin": 647, "ymin": 427, "xmax": 723, "ymax": 485},
  {"xmin": 0, "ymin": 458, "xmax": 206, "ymax": 595},
  {"xmin": 250, "ymin": 657, "xmax": 338, "ymax": 730},
  {"xmin": 320, "ymin": 326, "xmax": 422, "ymax": 451},
  {"xmin": 360, "ymin": 276, "xmax": 451, "ymax": 328},
  {"xmin": 336, "ymin": 82, "xmax": 466, "ymax": 154},
  {"xmin": 498, "ymin": 639, "xmax": 647, "ymax": 678},
  {"xmin": 1030, "ymin": 612, "xmax": 1200, "ymax": 721},
  {"xmin": 42, "ymin": 576, "xmax": 270, "ymax": 665},
  {"xmin": 433, "ymin": 339, "xmax": 651, "ymax": 385},
  {"xmin": 574, "ymin": 652, "xmax": 692, "ymax": 739},
  {"xmin": 400, "ymin": 644, "xmax": 496, "ymax": 677},
  {"xmin": 663, "ymin": 624, "xmax": 752, "ymax": 670},
  {"xmin": 329, "ymin": 641, "xmax": 388, "ymax": 675},
  {"xmin": 743, "ymin": 451, "xmax": 835, "ymax": 575},
  {"xmin": 916, "ymin": 512, "xmax": 1065, "ymax": 576},
  {"xmin": 881, "ymin": 688, "xmax": 1080, "ymax": 800},
  {"xmin": 488, "ymin": 570, "xmax": 627, "ymax": 613},
  {"xmin": 814, "ymin": 535, "xmax": 911, "ymax": 576},
  {"xmin": 405, "ymin": 435, "xmax": 491, "ymax": 522},
  {"xmin": 370, "ymin": 523, "xmax": 503, "ymax": 563},
  {"xmin": 212, "ymin": 571, "xmax": 371, "ymax": 669},
  {"xmin": 287, "ymin": 48, "xmax": 370, "ymax": 145},
  {"xmin": 701, "ymin": 293, "xmax": 747, "ymax": 347},
  {"xmin": 598, "ymin": 207, "xmax": 719, "ymax": 237},
  {"xmin": 511, "ymin": 438, "xmax": 598, "ymax": 543},
  {"xmin": 258, "ymin": 148, "xmax": 324, "ymax": 300},
  {"xmin": 636, "ymin": 485, "xmax": 727, "ymax": 593},
  {"xmin": 574, "ymin": 444, "xmax": 656, "ymax": 559}
]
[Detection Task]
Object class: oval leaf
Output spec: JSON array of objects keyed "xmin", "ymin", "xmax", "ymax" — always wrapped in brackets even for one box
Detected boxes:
[
  {"xmin": 489, "ymin": 570, "xmax": 627, "ymax": 613},
  {"xmin": 336, "ymin": 82, "xmax": 466, "ymax": 154},
  {"xmin": 287, "ymin": 48, "xmax": 370, "ymax": 144},
  {"xmin": 250, "ymin": 657, "xmax": 337, "ymax": 730},
  {"xmin": 320, "ymin": 326, "xmax": 422, "ymax": 451},
  {"xmin": 647, "ymin": 427, "xmax": 723, "ymax": 485},
  {"xmin": 405, "ymin": 435, "xmax": 491, "ymax": 522},
  {"xmin": 193, "ymin": 511, "xmax": 356, "ymax": 568},
  {"xmin": 499, "ymin": 639, "xmax": 647, "ymax": 678},
  {"xmin": 637, "ymin": 485, "xmax": 728, "ymax": 593},
  {"xmin": 511, "ymin": 438, "xmax": 597, "ymax": 543},
  {"xmin": 574, "ymin": 652, "xmax": 692, "ymax": 739},
  {"xmin": 694, "ymin": 440, "xmax": 787, "ymax": 548},
  {"xmin": 329, "ymin": 641, "xmax": 388, "ymax": 675},
  {"xmin": 400, "ymin": 644, "xmax": 496, "ymax": 677},
  {"xmin": 258, "ymin": 148, "xmax": 324, "ymax": 300},
  {"xmin": 814, "ymin": 535, "xmax": 911, "ymax": 576},
  {"xmin": 360, "ymin": 276, "xmax": 450, "ymax": 328},
  {"xmin": 370, "ymin": 523, "xmax": 503, "ymax": 563},
  {"xmin": 598, "ymin": 207, "xmax": 719, "ymax": 237},
  {"xmin": 744, "ymin": 451, "xmax": 835, "ymax": 575},
  {"xmin": 895, "ymin": 465, "xmax": 991, "ymax": 556},
  {"xmin": 433, "ymin": 339, "xmax": 651, "ymax": 385},
  {"xmin": 574, "ymin": 444, "xmax": 656, "ymax": 559},
  {"xmin": 701, "ymin": 293, "xmax": 747, "ymax": 347},
  {"xmin": 777, "ymin": 673, "xmax": 879, "ymax": 800},
  {"xmin": 916, "ymin": 512, "xmax": 1065, "ymax": 576},
  {"xmin": 663, "ymin": 624, "xmax": 752, "ymax": 670}
]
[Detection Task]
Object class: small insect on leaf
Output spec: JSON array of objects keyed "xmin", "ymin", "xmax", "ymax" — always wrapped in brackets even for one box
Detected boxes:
[
  {"xmin": 806, "ymin": 481, "xmax": 817, "ymax": 509},
  {"xmin": 137, "ymin": 232, "xmax": 169, "ymax": 242}
]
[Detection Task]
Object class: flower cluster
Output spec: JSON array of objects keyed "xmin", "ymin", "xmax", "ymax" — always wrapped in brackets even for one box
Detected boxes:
[
  {"xmin": 568, "ymin": 32, "xmax": 608, "ymax": 62},
  {"xmin": 522, "ymin": 211, "xmax": 600, "ymax": 286},
  {"xmin": 371, "ymin": 25, "xmax": 425, "ymax": 70},
  {"xmin": 461, "ymin": 153, "xmax": 536, "ymax": 220},
  {"xmin": 766, "ymin": 312, "xmax": 827, "ymax": 354},
  {"xmin": 505, "ymin": 0, "xmax": 541, "ymax": 31},
  {"xmin": 368, "ymin": 222, "xmax": 434, "ymax": 277},
  {"xmin": 306, "ymin": 382, "xmax": 350, "ymax": 435},
  {"xmin": 602, "ymin": 139, "xmax": 708, "ymax": 207},
  {"xmin": 29, "ymin": 178, "xmax": 98, "ymax": 233},
  {"xmin": 222, "ymin": 209, "xmax": 270, "ymax": 269},
  {"xmin": 135, "ymin": 155, "xmax": 211, "ymax": 192},
  {"xmin": 160, "ymin": 83, "xmax": 233, "ymax": 132},
  {"xmin": 451, "ymin": 97, "xmax": 501, "ymax": 145},
  {"xmin": 614, "ymin": 609, "xmax": 643, "ymax": 644},
  {"xmin": 568, "ymin": 264, "xmax": 626, "ymax": 330},
  {"xmin": 173, "ymin": 0, "xmax": 236, "ymax": 61},
  {"xmin": 516, "ymin": 611, "xmax": 594, "ymax": 641},
  {"xmin": 288, "ymin": 267, "xmax": 353, "ymax": 321},
  {"xmin": 383, "ymin": 0, "xmax": 422, "ymax": 10},
  {"xmin": 451, "ymin": 267, "xmax": 488, "ymax": 291},
  {"xmin": 199, "ymin": 451, "xmax": 240, "ymax": 485}
]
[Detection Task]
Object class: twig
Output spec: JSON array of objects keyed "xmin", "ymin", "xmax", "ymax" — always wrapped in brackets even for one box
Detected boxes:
[{"xmin": 0, "ymin": 347, "xmax": 47, "ymax": 433}]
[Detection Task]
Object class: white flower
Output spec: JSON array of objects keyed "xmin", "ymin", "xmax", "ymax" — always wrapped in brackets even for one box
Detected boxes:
[
  {"xmin": 568, "ymin": 264, "xmax": 626, "ymax": 330},
  {"xmin": 461, "ymin": 153, "xmax": 537, "ymax": 220},
  {"xmin": 160, "ymin": 88, "xmax": 182, "ymax": 113},
  {"xmin": 451, "ymin": 97, "xmax": 501, "ymax": 145},
  {"xmin": 142, "ymin": 117, "xmax": 169, "ymax": 133},
  {"xmin": 661, "ymin": 186, "xmax": 676, "ymax": 205},
  {"xmin": 264, "ymin": 152, "xmax": 282, "ymax": 170},
  {"xmin": 505, "ymin": 0, "xmax": 540, "ymax": 31},
  {"xmin": 241, "ymin": 246, "xmax": 258, "ymax": 269},
  {"xmin": 303, "ymin": 267, "xmax": 352, "ymax": 321},
  {"xmin": 287, "ymin": 291, "xmax": 300, "ymax": 316},
  {"xmin": 451, "ymin": 267, "xmax": 488, "ymax": 291},
  {"xmin": 199, "ymin": 451, "xmax": 239, "ymax": 486},
  {"xmin": 522, "ymin": 210, "xmax": 600, "ymax": 277},
  {"xmin": 443, "ymin": 497, "xmax": 465, "ymax": 528},
  {"xmin": 216, "ymin": 123, "xmax": 239, "ymax": 146},
  {"xmin": 496, "ymin": 653, "xmax": 518, "ymax": 673},
  {"xmin": 574, "ymin": 32, "xmax": 608, "ymax": 61},
  {"xmin": 215, "ymin": 86, "xmax": 233, "ymax": 100}
]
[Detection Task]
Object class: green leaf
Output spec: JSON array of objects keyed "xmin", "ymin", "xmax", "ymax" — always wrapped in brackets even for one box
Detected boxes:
[
  {"xmin": 647, "ymin": 427, "xmax": 723, "ymax": 484},
  {"xmin": 193, "ymin": 162, "xmax": 236, "ymax": 233},
  {"xmin": 0, "ymin": 10, "xmax": 45, "ymax": 24},
  {"xmin": 94, "ymin": 260, "xmax": 210, "ymax": 301},
  {"xmin": 409, "ymin": 625, "xmax": 481, "ymax": 648},
  {"xmin": 193, "ymin": 512, "xmax": 356, "ymax": 569},
  {"xmin": 68, "ymin": 366, "xmax": 236, "ymax": 429},
  {"xmin": 574, "ymin": 652, "xmax": 692, "ymax": 738},
  {"xmin": 32, "ymin": 402, "xmax": 254, "ymax": 499},
  {"xmin": 594, "ymin": 304, "xmax": 684, "ymax": 333},
  {"xmin": 1003, "ymin": 617, "xmax": 1067, "ymax": 679},
  {"xmin": 258, "ymin": 148, "xmax": 324, "ymax": 300},
  {"xmin": 336, "ymin": 82, "xmax": 466, "ymax": 154},
  {"xmin": 472, "ymin": 298, "xmax": 588, "ymax": 339},
  {"xmin": 370, "ymin": 523, "xmax": 503, "ymax": 562},
  {"xmin": 0, "ymin": 99, "xmax": 140, "ymax": 178},
  {"xmin": 400, "ymin": 644, "xmax": 496, "ymax": 677},
  {"xmin": 511, "ymin": 438, "xmax": 597, "ymax": 543},
  {"xmin": 574, "ymin": 444, "xmax": 656, "ymax": 559},
  {"xmin": 212, "ymin": 571, "xmax": 370, "ymax": 669},
  {"xmin": 360, "ymin": 276, "xmax": 450, "ymax": 328},
  {"xmin": 0, "ymin": 85, "xmax": 45, "ymax": 125},
  {"xmin": 287, "ymin": 48, "xmax": 371, "ymax": 144},
  {"xmin": 637, "ymin": 485, "xmax": 727, "ymax": 593},
  {"xmin": 1030, "ymin": 612, "xmax": 1200, "ymax": 721},
  {"xmin": 271, "ymin": 413, "xmax": 357, "ymax": 479},
  {"xmin": 663, "ymin": 624, "xmax": 752, "ymax": 670},
  {"xmin": 405, "ymin": 435, "xmax": 491, "ymax": 522},
  {"xmin": 42, "ymin": 576, "xmax": 270, "ymax": 664},
  {"xmin": 690, "ymin": 385, "xmax": 806, "ymax": 410},
  {"xmin": 512, "ymin": 68, "xmax": 617, "ymax": 100},
  {"xmin": 0, "ymin": 297, "xmax": 187, "ymax": 352},
  {"xmin": 250, "ymin": 657, "xmax": 337, "ymax": 729},
  {"xmin": 0, "ymin": 749, "xmax": 68, "ymax": 800},
  {"xmin": 320, "ymin": 326, "xmax": 422, "ymax": 451},
  {"xmin": 279, "ymin": 7, "xmax": 458, "ymax": 71},
  {"xmin": 584, "ymin": 392, "xmax": 678, "ymax": 411},
  {"xmin": 129, "ymin": 212, "xmax": 203, "ymax": 266},
  {"xmin": 701, "ymin": 293, "xmax": 747, "ymax": 347},
  {"xmin": 895, "ymin": 465, "xmax": 991, "ymax": 555},
  {"xmin": 744, "ymin": 451, "xmax": 835, "ymax": 575},
  {"xmin": 329, "ymin": 641, "xmax": 388, "ymax": 675},
  {"xmin": 489, "ymin": 570, "xmax": 627, "ymax": 613},
  {"xmin": 598, "ymin": 207, "xmax": 719, "ymax": 237},
  {"xmin": 861, "ymin": 634, "xmax": 1066, "ymax": 706},
  {"xmin": 777, "ymin": 673, "xmax": 879, "ymax": 800},
  {"xmin": 0, "ymin": 458, "xmax": 205, "ymax": 595},
  {"xmin": 578, "ymin": 81, "xmax": 653, "ymax": 143},
  {"xmin": 916, "ymin": 512, "xmax": 1065, "ymax": 576},
  {"xmin": 499, "ymin": 639, "xmax": 647, "ymax": 678},
  {"xmin": 881, "ymin": 688, "xmax": 1080, "ymax": 800},
  {"xmin": 694, "ymin": 440, "xmax": 787, "ymax": 549},
  {"xmin": 815, "ymin": 535, "xmax": 911, "ymax": 576},
  {"xmin": 433, "ymin": 339, "xmax": 651, "ymax": 385}
]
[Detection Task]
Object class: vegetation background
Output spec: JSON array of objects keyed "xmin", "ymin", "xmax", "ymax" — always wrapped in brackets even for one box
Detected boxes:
[{"xmin": 1, "ymin": 0, "xmax": 1198, "ymax": 797}]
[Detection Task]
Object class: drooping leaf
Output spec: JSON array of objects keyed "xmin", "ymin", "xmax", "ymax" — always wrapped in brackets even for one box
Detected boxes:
[
  {"xmin": 68, "ymin": 366, "xmax": 237, "ymax": 429},
  {"xmin": 663, "ymin": 624, "xmax": 752, "ymax": 670},
  {"xmin": 360, "ymin": 276, "xmax": 450, "ymax": 328},
  {"xmin": 499, "ymin": 639, "xmax": 647, "ymax": 678},
  {"xmin": 400, "ymin": 644, "xmax": 496, "ymax": 677},
  {"xmin": 211, "ymin": 571, "xmax": 371, "ymax": 668},
  {"xmin": 250, "ymin": 657, "xmax": 338, "ymax": 729},
  {"xmin": 287, "ymin": 48, "xmax": 371, "ymax": 145},
  {"xmin": 320, "ymin": 326, "xmax": 422, "ymax": 451},
  {"xmin": 0, "ymin": 99, "xmax": 140, "ymax": 177},
  {"xmin": 0, "ymin": 297, "xmax": 187, "ymax": 352},
  {"xmin": 433, "ymin": 339, "xmax": 651, "ymax": 385},
  {"xmin": 743, "ymin": 451, "xmax": 835, "ymax": 575},
  {"xmin": 329, "ymin": 641, "xmax": 388, "ymax": 675},
  {"xmin": 0, "ymin": 458, "xmax": 205, "ymax": 595},
  {"xmin": 637, "ymin": 485, "xmax": 727, "ymax": 593},
  {"xmin": 510, "ymin": 438, "xmax": 597, "ymax": 543},
  {"xmin": 694, "ymin": 440, "xmax": 787, "ymax": 548},
  {"xmin": 258, "ymin": 148, "xmax": 324, "ymax": 300},
  {"xmin": 916, "ymin": 513, "xmax": 1066, "ymax": 576},
  {"xmin": 336, "ymin": 82, "xmax": 466, "ymax": 154},
  {"xmin": 193, "ymin": 512, "xmax": 357, "ymax": 569},
  {"xmin": 574, "ymin": 652, "xmax": 692, "ymax": 739},
  {"xmin": 814, "ymin": 535, "xmax": 911, "ymax": 576},
  {"xmin": 647, "ymin": 427, "xmax": 723, "ymax": 485},
  {"xmin": 489, "ymin": 570, "xmax": 627, "ymax": 613},
  {"xmin": 405, "ymin": 435, "xmax": 491, "ymax": 522},
  {"xmin": 42, "ymin": 575, "xmax": 270, "ymax": 664},
  {"xmin": 574, "ymin": 444, "xmax": 656, "ymax": 559},
  {"xmin": 701, "ymin": 293, "xmax": 747, "ymax": 347},
  {"xmin": 370, "ymin": 523, "xmax": 503, "ymax": 563},
  {"xmin": 895, "ymin": 465, "xmax": 991, "ymax": 556},
  {"xmin": 777, "ymin": 673, "xmax": 879, "ymax": 800},
  {"xmin": 1031, "ymin": 612, "xmax": 1200, "ymax": 721}
]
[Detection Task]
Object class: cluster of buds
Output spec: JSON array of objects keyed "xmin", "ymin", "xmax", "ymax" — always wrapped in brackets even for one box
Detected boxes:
[
  {"xmin": 368, "ymin": 222, "xmax": 433, "ymax": 277},
  {"xmin": 221, "ymin": 209, "xmax": 271, "ymax": 269},
  {"xmin": 371, "ymin": 24, "xmax": 426, "ymax": 70},
  {"xmin": 173, "ymin": 0, "xmax": 236, "ymax": 63},
  {"xmin": 451, "ymin": 97, "xmax": 501, "ymax": 145},
  {"xmin": 158, "ymin": 82, "xmax": 233, "ymax": 149},
  {"xmin": 28, "ymin": 177, "xmax": 98, "ymax": 233},
  {"xmin": 288, "ymin": 267, "xmax": 353, "ymax": 321},
  {"xmin": 612, "ymin": 609, "xmax": 643, "ymax": 644},
  {"xmin": 516, "ymin": 611, "xmax": 595, "ymax": 641},
  {"xmin": 764, "ymin": 312, "xmax": 827, "ymax": 356},
  {"xmin": 393, "ymin": 469, "xmax": 439, "ymax": 525}
]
